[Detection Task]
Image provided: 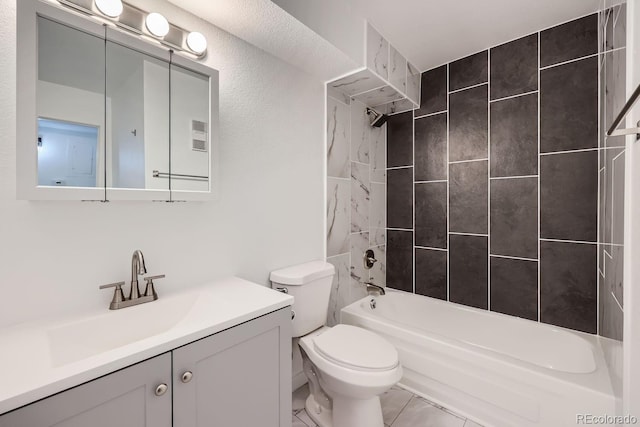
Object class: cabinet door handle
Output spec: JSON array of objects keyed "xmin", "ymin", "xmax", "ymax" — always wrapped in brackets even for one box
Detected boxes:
[
  {"xmin": 181, "ymin": 371, "xmax": 193, "ymax": 383},
  {"xmin": 155, "ymin": 383, "xmax": 168, "ymax": 396}
]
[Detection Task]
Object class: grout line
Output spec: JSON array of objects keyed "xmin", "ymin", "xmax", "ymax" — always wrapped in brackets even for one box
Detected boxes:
[
  {"xmin": 415, "ymin": 179, "xmax": 448, "ymax": 184},
  {"xmin": 490, "ymin": 89, "xmax": 538, "ymax": 104},
  {"xmin": 388, "ymin": 227, "xmax": 413, "ymax": 231},
  {"xmin": 415, "ymin": 245, "xmax": 448, "ymax": 252},
  {"xmin": 540, "ymin": 238, "xmax": 598, "ymax": 245},
  {"xmin": 487, "ymin": 48, "xmax": 492, "ymax": 313},
  {"xmin": 449, "ymin": 158, "xmax": 488, "ymax": 164},
  {"xmin": 490, "ymin": 253, "xmax": 539, "ymax": 262},
  {"xmin": 490, "ymin": 174, "xmax": 538, "ymax": 180},
  {"xmin": 446, "ymin": 63, "xmax": 451, "ymax": 302},
  {"xmin": 414, "ymin": 110, "xmax": 447, "ymax": 120},
  {"xmin": 412, "ymin": 102, "xmax": 416, "ymax": 295},
  {"xmin": 328, "ymin": 176, "xmax": 350, "ymax": 181},
  {"xmin": 611, "ymin": 291, "xmax": 623, "ymax": 311},
  {"xmin": 448, "ymin": 81, "xmax": 488, "ymax": 95},
  {"xmin": 537, "ymin": 30, "xmax": 541, "ymax": 323},
  {"xmin": 539, "ymin": 147, "xmax": 599, "ymax": 156},
  {"xmin": 450, "ymin": 232, "xmax": 489, "ymax": 237},
  {"xmin": 596, "ymin": 14, "xmax": 602, "ymax": 335},
  {"xmin": 540, "ymin": 51, "xmax": 600, "ymax": 71},
  {"xmin": 387, "ymin": 165, "xmax": 413, "ymax": 170}
]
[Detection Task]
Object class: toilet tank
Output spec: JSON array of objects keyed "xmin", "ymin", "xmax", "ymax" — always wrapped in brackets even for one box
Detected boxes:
[{"xmin": 270, "ymin": 261, "xmax": 335, "ymax": 338}]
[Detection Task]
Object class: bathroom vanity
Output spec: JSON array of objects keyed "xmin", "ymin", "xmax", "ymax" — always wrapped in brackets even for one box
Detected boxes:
[{"xmin": 0, "ymin": 278, "xmax": 293, "ymax": 427}]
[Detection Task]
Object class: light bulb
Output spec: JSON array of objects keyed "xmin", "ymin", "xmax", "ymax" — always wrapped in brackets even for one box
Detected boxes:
[
  {"xmin": 94, "ymin": 0, "xmax": 123, "ymax": 18},
  {"xmin": 145, "ymin": 12, "xmax": 169, "ymax": 38},
  {"xmin": 186, "ymin": 32, "xmax": 207, "ymax": 54}
]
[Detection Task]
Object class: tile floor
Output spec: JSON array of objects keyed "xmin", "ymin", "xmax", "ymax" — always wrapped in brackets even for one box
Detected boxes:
[{"xmin": 292, "ymin": 384, "xmax": 484, "ymax": 427}]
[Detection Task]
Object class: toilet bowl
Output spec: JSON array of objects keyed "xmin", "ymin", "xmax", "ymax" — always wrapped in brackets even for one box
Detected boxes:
[{"xmin": 269, "ymin": 261, "xmax": 402, "ymax": 427}]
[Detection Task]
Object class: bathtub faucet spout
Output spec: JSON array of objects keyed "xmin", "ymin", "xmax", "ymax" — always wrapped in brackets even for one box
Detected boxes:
[{"xmin": 364, "ymin": 282, "xmax": 385, "ymax": 296}]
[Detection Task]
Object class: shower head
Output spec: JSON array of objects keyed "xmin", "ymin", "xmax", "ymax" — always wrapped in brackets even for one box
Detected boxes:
[{"xmin": 366, "ymin": 107, "xmax": 388, "ymax": 128}]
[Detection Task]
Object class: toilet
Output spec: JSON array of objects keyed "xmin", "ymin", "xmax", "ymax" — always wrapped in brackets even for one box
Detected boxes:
[{"xmin": 270, "ymin": 260, "xmax": 402, "ymax": 427}]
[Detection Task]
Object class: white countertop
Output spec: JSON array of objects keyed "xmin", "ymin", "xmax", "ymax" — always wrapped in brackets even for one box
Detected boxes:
[{"xmin": 0, "ymin": 277, "xmax": 293, "ymax": 415}]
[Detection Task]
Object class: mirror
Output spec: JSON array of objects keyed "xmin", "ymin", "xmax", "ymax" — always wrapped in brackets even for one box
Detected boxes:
[{"xmin": 17, "ymin": 0, "xmax": 218, "ymax": 201}]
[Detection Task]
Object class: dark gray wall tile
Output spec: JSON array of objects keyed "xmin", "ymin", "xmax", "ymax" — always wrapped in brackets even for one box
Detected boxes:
[
  {"xmin": 417, "ymin": 65, "xmax": 447, "ymax": 116},
  {"xmin": 491, "ymin": 178, "xmax": 538, "ymax": 259},
  {"xmin": 387, "ymin": 167, "xmax": 413, "ymax": 229},
  {"xmin": 540, "ymin": 241, "xmax": 597, "ymax": 333},
  {"xmin": 540, "ymin": 14, "xmax": 598, "ymax": 67},
  {"xmin": 490, "ymin": 93, "xmax": 538, "ymax": 177},
  {"xmin": 449, "ymin": 51, "xmax": 488, "ymax": 92},
  {"xmin": 415, "ymin": 248, "xmax": 447, "ymax": 300},
  {"xmin": 387, "ymin": 111, "xmax": 414, "ymax": 167},
  {"xmin": 450, "ymin": 235, "xmax": 488, "ymax": 309},
  {"xmin": 415, "ymin": 113, "xmax": 447, "ymax": 181},
  {"xmin": 490, "ymin": 257, "xmax": 538, "ymax": 320},
  {"xmin": 540, "ymin": 57, "xmax": 598, "ymax": 152},
  {"xmin": 450, "ymin": 161, "xmax": 488, "ymax": 234},
  {"xmin": 415, "ymin": 182, "xmax": 447, "ymax": 249},
  {"xmin": 449, "ymin": 85, "xmax": 488, "ymax": 161},
  {"xmin": 540, "ymin": 151, "xmax": 598, "ymax": 242},
  {"xmin": 387, "ymin": 230, "xmax": 414, "ymax": 292},
  {"xmin": 490, "ymin": 34, "xmax": 538, "ymax": 100}
]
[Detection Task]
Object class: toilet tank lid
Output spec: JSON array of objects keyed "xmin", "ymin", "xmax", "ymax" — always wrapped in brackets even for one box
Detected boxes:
[{"xmin": 270, "ymin": 261, "xmax": 335, "ymax": 285}]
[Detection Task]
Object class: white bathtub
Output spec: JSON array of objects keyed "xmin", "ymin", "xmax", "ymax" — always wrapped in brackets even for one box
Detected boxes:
[{"xmin": 341, "ymin": 290, "xmax": 618, "ymax": 427}]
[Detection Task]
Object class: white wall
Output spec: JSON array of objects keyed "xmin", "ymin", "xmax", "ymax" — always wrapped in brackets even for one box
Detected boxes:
[{"xmin": 0, "ymin": 0, "xmax": 325, "ymax": 327}]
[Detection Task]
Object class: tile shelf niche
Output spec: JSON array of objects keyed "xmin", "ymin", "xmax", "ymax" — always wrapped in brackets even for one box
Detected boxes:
[{"xmin": 328, "ymin": 23, "xmax": 420, "ymax": 114}]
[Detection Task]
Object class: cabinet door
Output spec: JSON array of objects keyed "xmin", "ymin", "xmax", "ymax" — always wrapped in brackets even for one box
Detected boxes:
[
  {"xmin": 173, "ymin": 308, "xmax": 292, "ymax": 427},
  {"xmin": 0, "ymin": 353, "xmax": 172, "ymax": 427}
]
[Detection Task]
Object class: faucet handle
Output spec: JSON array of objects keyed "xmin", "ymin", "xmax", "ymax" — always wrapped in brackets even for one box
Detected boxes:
[
  {"xmin": 143, "ymin": 275, "xmax": 165, "ymax": 299},
  {"xmin": 99, "ymin": 281, "xmax": 126, "ymax": 309}
]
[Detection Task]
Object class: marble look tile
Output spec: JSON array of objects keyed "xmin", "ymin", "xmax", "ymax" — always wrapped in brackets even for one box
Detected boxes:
[
  {"xmin": 371, "ymin": 124, "xmax": 387, "ymax": 183},
  {"xmin": 326, "ymin": 254, "xmax": 350, "ymax": 327},
  {"xmin": 380, "ymin": 386, "xmax": 413, "ymax": 426},
  {"xmin": 415, "ymin": 182, "xmax": 447, "ymax": 249},
  {"xmin": 490, "ymin": 257, "xmax": 538, "ymax": 320},
  {"xmin": 387, "ymin": 167, "xmax": 413, "ymax": 229},
  {"xmin": 387, "ymin": 230, "xmax": 413, "ymax": 292},
  {"xmin": 540, "ymin": 151, "xmax": 598, "ymax": 242},
  {"xmin": 329, "ymin": 68, "xmax": 384, "ymax": 97},
  {"xmin": 599, "ymin": 272, "xmax": 624, "ymax": 341},
  {"xmin": 406, "ymin": 62, "xmax": 421, "ymax": 105},
  {"xmin": 490, "ymin": 93, "xmax": 538, "ymax": 177},
  {"xmin": 354, "ymin": 85, "xmax": 404, "ymax": 107},
  {"xmin": 604, "ymin": 48, "xmax": 627, "ymax": 133},
  {"xmin": 540, "ymin": 241, "xmax": 597, "ymax": 334},
  {"xmin": 449, "ymin": 51, "xmax": 488, "ymax": 92},
  {"xmin": 351, "ymin": 100, "xmax": 370, "ymax": 164},
  {"xmin": 327, "ymin": 96, "xmax": 350, "ymax": 178},
  {"xmin": 415, "ymin": 248, "xmax": 447, "ymax": 300},
  {"xmin": 417, "ymin": 65, "xmax": 447, "ymax": 116},
  {"xmin": 490, "ymin": 178, "xmax": 538, "ymax": 259},
  {"xmin": 490, "ymin": 34, "xmax": 538, "ymax": 100},
  {"xmin": 415, "ymin": 113, "xmax": 447, "ymax": 181},
  {"xmin": 602, "ymin": 4, "xmax": 626, "ymax": 52},
  {"xmin": 601, "ymin": 148, "xmax": 624, "ymax": 245},
  {"xmin": 540, "ymin": 14, "xmax": 598, "ymax": 67},
  {"xmin": 391, "ymin": 396, "xmax": 465, "ymax": 427},
  {"xmin": 327, "ymin": 178, "xmax": 350, "ymax": 257},
  {"xmin": 368, "ymin": 244, "xmax": 386, "ymax": 287},
  {"xmin": 612, "ymin": 151, "xmax": 625, "ymax": 246},
  {"xmin": 382, "ymin": 99, "xmax": 417, "ymax": 115},
  {"xmin": 540, "ymin": 57, "xmax": 598, "ymax": 153},
  {"xmin": 607, "ymin": 245, "xmax": 624, "ymax": 308},
  {"xmin": 387, "ymin": 111, "xmax": 413, "ymax": 167},
  {"xmin": 351, "ymin": 161, "xmax": 370, "ymax": 233},
  {"xmin": 371, "ymin": 227, "xmax": 386, "ymax": 248},
  {"xmin": 327, "ymin": 86, "xmax": 351, "ymax": 105},
  {"xmin": 389, "ymin": 45, "xmax": 407, "ymax": 93},
  {"xmin": 367, "ymin": 24, "xmax": 389, "ymax": 79},
  {"xmin": 449, "ymin": 161, "xmax": 488, "ymax": 234},
  {"xmin": 449, "ymin": 235, "xmax": 488, "ymax": 310},
  {"xmin": 351, "ymin": 231, "xmax": 370, "ymax": 285},
  {"xmin": 371, "ymin": 182, "xmax": 386, "ymax": 230},
  {"xmin": 449, "ymin": 84, "xmax": 488, "ymax": 162}
]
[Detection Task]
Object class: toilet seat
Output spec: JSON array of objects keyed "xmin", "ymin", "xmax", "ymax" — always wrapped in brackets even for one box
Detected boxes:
[{"xmin": 313, "ymin": 324, "xmax": 398, "ymax": 372}]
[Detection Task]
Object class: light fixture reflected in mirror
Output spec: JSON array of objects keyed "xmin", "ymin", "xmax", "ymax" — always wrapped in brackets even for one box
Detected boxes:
[
  {"xmin": 145, "ymin": 12, "xmax": 169, "ymax": 38},
  {"xmin": 186, "ymin": 32, "xmax": 207, "ymax": 55},
  {"xmin": 94, "ymin": 0, "xmax": 123, "ymax": 18}
]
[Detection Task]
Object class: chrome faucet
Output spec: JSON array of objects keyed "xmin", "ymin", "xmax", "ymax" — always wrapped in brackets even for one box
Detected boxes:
[
  {"xmin": 364, "ymin": 281, "xmax": 386, "ymax": 296},
  {"xmin": 99, "ymin": 250, "xmax": 165, "ymax": 310}
]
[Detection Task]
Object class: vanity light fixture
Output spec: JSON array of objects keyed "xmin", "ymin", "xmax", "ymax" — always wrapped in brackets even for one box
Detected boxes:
[
  {"xmin": 145, "ymin": 12, "xmax": 170, "ymax": 38},
  {"xmin": 94, "ymin": 0, "xmax": 123, "ymax": 18},
  {"xmin": 186, "ymin": 31, "xmax": 207, "ymax": 54}
]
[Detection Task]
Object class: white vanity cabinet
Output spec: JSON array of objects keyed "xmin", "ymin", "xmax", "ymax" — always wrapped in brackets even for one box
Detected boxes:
[{"xmin": 0, "ymin": 309, "xmax": 291, "ymax": 427}]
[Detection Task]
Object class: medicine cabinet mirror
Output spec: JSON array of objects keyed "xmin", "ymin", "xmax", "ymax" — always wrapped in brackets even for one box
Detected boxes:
[{"xmin": 17, "ymin": 0, "xmax": 219, "ymax": 201}]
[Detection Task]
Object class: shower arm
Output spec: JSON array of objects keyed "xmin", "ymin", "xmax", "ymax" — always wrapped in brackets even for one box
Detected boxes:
[{"xmin": 607, "ymin": 82, "xmax": 640, "ymax": 138}]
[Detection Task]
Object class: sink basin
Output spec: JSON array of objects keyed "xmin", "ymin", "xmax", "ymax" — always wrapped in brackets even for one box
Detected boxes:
[{"xmin": 47, "ymin": 292, "xmax": 197, "ymax": 366}]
